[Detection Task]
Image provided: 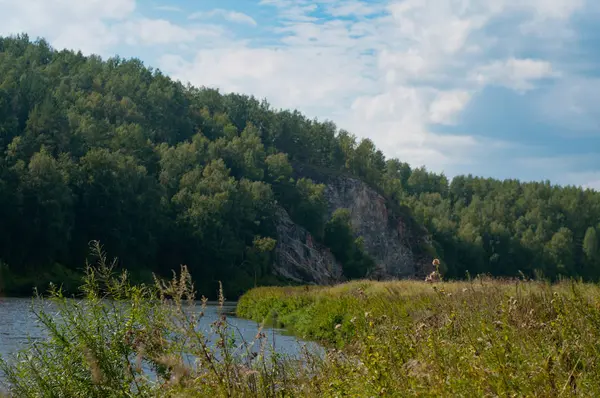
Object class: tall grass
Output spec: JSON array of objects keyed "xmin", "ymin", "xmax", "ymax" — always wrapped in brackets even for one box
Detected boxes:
[
  {"xmin": 238, "ymin": 277, "xmax": 600, "ymax": 396},
  {"xmin": 0, "ymin": 242, "xmax": 316, "ymax": 397},
  {"xmin": 4, "ymin": 244, "xmax": 600, "ymax": 396}
]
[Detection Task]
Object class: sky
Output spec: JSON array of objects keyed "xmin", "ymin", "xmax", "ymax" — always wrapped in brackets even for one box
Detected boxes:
[{"xmin": 1, "ymin": 0, "xmax": 599, "ymax": 189}]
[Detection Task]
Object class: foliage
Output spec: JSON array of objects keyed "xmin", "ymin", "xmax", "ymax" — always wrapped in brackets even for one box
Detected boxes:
[
  {"xmin": 323, "ymin": 209, "xmax": 375, "ymax": 278},
  {"xmin": 1, "ymin": 34, "xmax": 600, "ymax": 297},
  {"xmin": 583, "ymin": 227, "xmax": 599, "ymax": 277},
  {"xmin": 238, "ymin": 278, "xmax": 600, "ymax": 396},
  {"xmin": 0, "ymin": 242, "xmax": 313, "ymax": 397},
  {"xmin": 5, "ymin": 245, "xmax": 600, "ymax": 396}
]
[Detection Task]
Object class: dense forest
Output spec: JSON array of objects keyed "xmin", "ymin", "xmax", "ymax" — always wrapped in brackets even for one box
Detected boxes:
[{"xmin": 0, "ymin": 34, "xmax": 599, "ymax": 297}]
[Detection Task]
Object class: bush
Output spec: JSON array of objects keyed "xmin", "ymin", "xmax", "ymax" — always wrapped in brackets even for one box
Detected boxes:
[{"xmin": 0, "ymin": 242, "xmax": 315, "ymax": 397}]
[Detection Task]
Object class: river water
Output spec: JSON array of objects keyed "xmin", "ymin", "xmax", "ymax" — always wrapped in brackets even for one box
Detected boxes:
[{"xmin": 0, "ymin": 297, "xmax": 319, "ymax": 384}]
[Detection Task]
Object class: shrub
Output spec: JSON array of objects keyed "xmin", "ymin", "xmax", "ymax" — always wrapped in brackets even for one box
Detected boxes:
[{"xmin": 0, "ymin": 242, "xmax": 314, "ymax": 397}]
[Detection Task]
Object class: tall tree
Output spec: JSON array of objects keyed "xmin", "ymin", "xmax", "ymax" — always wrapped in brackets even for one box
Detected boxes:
[{"xmin": 2, "ymin": 34, "xmax": 600, "ymax": 297}]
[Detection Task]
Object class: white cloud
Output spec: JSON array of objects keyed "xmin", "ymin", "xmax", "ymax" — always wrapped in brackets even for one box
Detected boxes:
[
  {"xmin": 386, "ymin": 1, "xmax": 483, "ymax": 56},
  {"xmin": 0, "ymin": 0, "xmax": 596, "ymax": 181},
  {"xmin": 326, "ymin": 0, "xmax": 382, "ymax": 17},
  {"xmin": 378, "ymin": 49, "xmax": 429, "ymax": 80},
  {"xmin": 429, "ymin": 91, "xmax": 472, "ymax": 125},
  {"xmin": 485, "ymin": 0, "xmax": 586, "ymax": 21},
  {"xmin": 155, "ymin": 5, "xmax": 182, "ymax": 12},
  {"xmin": 189, "ymin": 9, "xmax": 257, "ymax": 26},
  {"xmin": 160, "ymin": 45, "xmax": 369, "ymax": 113},
  {"xmin": 60, "ymin": 0, "xmax": 135, "ymax": 20},
  {"xmin": 525, "ymin": 0, "xmax": 585, "ymax": 19},
  {"xmin": 0, "ymin": 0, "xmax": 136, "ymax": 54},
  {"xmin": 350, "ymin": 87, "xmax": 425, "ymax": 126},
  {"xmin": 585, "ymin": 180, "xmax": 600, "ymax": 191},
  {"xmin": 158, "ymin": 0, "xmax": 589, "ymax": 175},
  {"xmin": 499, "ymin": 0, "xmax": 586, "ymax": 40},
  {"xmin": 511, "ymin": 154, "xmax": 600, "ymax": 187},
  {"xmin": 120, "ymin": 19, "xmax": 223, "ymax": 46},
  {"xmin": 472, "ymin": 58, "xmax": 556, "ymax": 92},
  {"xmin": 538, "ymin": 78, "xmax": 600, "ymax": 133},
  {"xmin": 561, "ymin": 171, "xmax": 600, "ymax": 191},
  {"xmin": 344, "ymin": 87, "xmax": 484, "ymax": 171},
  {"xmin": 0, "ymin": 0, "xmax": 229, "ymax": 53},
  {"xmin": 258, "ymin": 0, "xmax": 319, "ymax": 22}
]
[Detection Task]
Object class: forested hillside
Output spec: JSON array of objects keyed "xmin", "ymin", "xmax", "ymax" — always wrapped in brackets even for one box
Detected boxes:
[{"xmin": 0, "ymin": 34, "xmax": 599, "ymax": 296}]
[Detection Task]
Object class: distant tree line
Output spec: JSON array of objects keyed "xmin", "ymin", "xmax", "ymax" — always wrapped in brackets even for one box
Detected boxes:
[{"xmin": 0, "ymin": 34, "xmax": 598, "ymax": 296}]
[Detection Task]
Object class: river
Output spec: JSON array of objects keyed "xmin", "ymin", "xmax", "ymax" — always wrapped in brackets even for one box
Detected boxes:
[{"xmin": 0, "ymin": 297, "xmax": 319, "ymax": 384}]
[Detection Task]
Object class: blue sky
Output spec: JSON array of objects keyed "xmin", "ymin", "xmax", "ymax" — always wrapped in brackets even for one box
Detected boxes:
[{"xmin": 1, "ymin": 0, "xmax": 599, "ymax": 189}]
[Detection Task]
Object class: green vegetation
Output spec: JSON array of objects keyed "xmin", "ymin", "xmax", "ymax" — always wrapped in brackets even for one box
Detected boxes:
[
  {"xmin": 1, "ymin": 34, "xmax": 600, "ymax": 297},
  {"xmin": 237, "ymin": 279, "xmax": 600, "ymax": 396},
  {"xmin": 323, "ymin": 208, "xmax": 375, "ymax": 278},
  {"xmin": 5, "ymin": 253, "xmax": 600, "ymax": 397},
  {"xmin": 0, "ymin": 243, "xmax": 316, "ymax": 397}
]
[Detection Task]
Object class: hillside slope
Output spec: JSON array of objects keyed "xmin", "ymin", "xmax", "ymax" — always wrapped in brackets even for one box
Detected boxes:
[{"xmin": 0, "ymin": 34, "xmax": 599, "ymax": 296}]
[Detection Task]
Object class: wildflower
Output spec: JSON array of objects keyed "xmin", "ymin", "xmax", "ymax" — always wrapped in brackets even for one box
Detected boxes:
[
  {"xmin": 350, "ymin": 317, "xmax": 357, "ymax": 323},
  {"xmin": 425, "ymin": 270, "xmax": 441, "ymax": 283}
]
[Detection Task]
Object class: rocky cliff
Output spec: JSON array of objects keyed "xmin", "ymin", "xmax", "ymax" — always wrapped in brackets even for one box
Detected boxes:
[
  {"xmin": 272, "ymin": 206, "xmax": 343, "ymax": 284},
  {"xmin": 272, "ymin": 168, "xmax": 433, "ymax": 284},
  {"xmin": 324, "ymin": 177, "xmax": 431, "ymax": 279}
]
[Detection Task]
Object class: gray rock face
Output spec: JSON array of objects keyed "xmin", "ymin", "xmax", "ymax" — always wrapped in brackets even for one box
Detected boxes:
[
  {"xmin": 272, "ymin": 206, "xmax": 342, "ymax": 284},
  {"xmin": 324, "ymin": 177, "xmax": 427, "ymax": 278},
  {"xmin": 272, "ymin": 174, "xmax": 432, "ymax": 284}
]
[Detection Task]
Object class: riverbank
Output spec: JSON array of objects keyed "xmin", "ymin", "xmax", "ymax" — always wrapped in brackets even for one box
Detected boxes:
[
  {"xmin": 237, "ymin": 278, "xmax": 600, "ymax": 396},
  {"xmin": 5, "ymin": 264, "xmax": 600, "ymax": 397},
  {"xmin": 0, "ymin": 258, "xmax": 329, "ymax": 397}
]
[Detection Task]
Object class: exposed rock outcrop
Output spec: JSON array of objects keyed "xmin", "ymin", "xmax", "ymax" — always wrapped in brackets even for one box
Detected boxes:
[
  {"xmin": 272, "ymin": 206, "xmax": 343, "ymax": 285},
  {"xmin": 272, "ymin": 164, "xmax": 434, "ymax": 284},
  {"xmin": 323, "ymin": 177, "xmax": 431, "ymax": 279}
]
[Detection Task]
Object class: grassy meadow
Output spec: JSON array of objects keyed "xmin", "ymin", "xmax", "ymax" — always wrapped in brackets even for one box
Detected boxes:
[
  {"xmin": 237, "ymin": 277, "xmax": 600, "ymax": 396},
  {"xmin": 3, "ymin": 247, "xmax": 600, "ymax": 397}
]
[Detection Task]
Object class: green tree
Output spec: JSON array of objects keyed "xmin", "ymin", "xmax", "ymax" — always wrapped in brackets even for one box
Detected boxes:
[
  {"xmin": 14, "ymin": 148, "xmax": 73, "ymax": 267},
  {"xmin": 292, "ymin": 178, "xmax": 327, "ymax": 239},
  {"xmin": 583, "ymin": 226, "xmax": 599, "ymax": 278},
  {"xmin": 74, "ymin": 148, "xmax": 162, "ymax": 271},
  {"xmin": 546, "ymin": 227, "xmax": 575, "ymax": 277},
  {"xmin": 2, "ymin": 34, "xmax": 600, "ymax": 296},
  {"xmin": 324, "ymin": 209, "xmax": 375, "ymax": 278},
  {"xmin": 583, "ymin": 227, "xmax": 598, "ymax": 261},
  {"xmin": 265, "ymin": 153, "xmax": 293, "ymax": 184}
]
